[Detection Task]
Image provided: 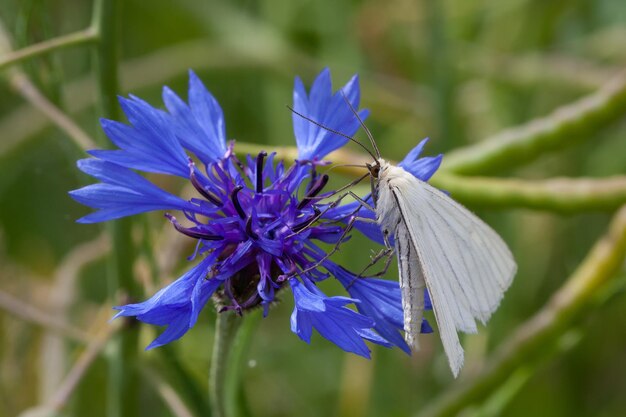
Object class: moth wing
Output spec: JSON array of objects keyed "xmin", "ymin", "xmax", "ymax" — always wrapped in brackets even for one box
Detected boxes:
[
  {"xmin": 389, "ymin": 170, "xmax": 516, "ymax": 377},
  {"xmin": 394, "ymin": 222, "xmax": 426, "ymax": 350}
]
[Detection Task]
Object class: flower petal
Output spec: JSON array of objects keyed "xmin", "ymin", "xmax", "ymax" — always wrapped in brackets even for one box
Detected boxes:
[
  {"xmin": 113, "ymin": 255, "xmax": 220, "ymax": 349},
  {"xmin": 398, "ymin": 138, "xmax": 443, "ymax": 182},
  {"xmin": 293, "ymin": 68, "xmax": 369, "ymax": 160},
  {"xmin": 162, "ymin": 70, "xmax": 228, "ymax": 164},
  {"xmin": 328, "ymin": 263, "xmax": 411, "ymax": 353},
  {"xmin": 94, "ymin": 96, "xmax": 190, "ymax": 177},
  {"xmin": 289, "ymin": 278, "xmax": 381, "ymax": 358},
  {"xmin": 70, "ymin": 159, "xmax": 196, "ymax": 223}
]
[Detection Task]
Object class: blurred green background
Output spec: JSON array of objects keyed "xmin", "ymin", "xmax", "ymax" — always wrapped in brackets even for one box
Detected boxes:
[{"xmin": 1, "ymin": 0, "xmax": 625, "ymax": 416}]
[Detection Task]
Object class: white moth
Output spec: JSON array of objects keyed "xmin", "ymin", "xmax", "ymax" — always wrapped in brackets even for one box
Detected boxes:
[
  {"xmin": 289, "ymin": 100, "xmax": 517, "ymax": 377},
  {"xmin": 370, "ymin": 157, "xmax": 516, "ymax": 377}
]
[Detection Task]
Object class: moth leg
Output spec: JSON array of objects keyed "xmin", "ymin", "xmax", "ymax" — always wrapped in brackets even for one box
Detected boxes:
[
  {"xmin": 295, "ymin": 184, "xmax": 373, "ymax": 237},
  {"xmin": 348, "ymin": 191, "xmax": 376, "ymax": 213},
  {"xmin": 292, "ymin": 196, "xmax": 379, "ymax": 277},
  {"xmin": 286, "ymin": 190, "xmax": 356, "ymax": 238},
  {"xmin": 383, "ymin": 228, "xmax": 392, "ymax": 249},
  {"xmin": 369, "ymin": 249, "xmax": 395, "ymax": 277},
  {"xmin": 300, "ymin": 172, "xmax": 369, "ymax": 205},
  {"xmin": 358, "ymin": 227, "xmax": 395, "ymax": 276},
  {"xmin": 289, "ymin": 190, "xmax": 382, "ymax": 278},
  {"xmin": 346, "ymin": 244, "xmax": 395, "ymax": 288},
  {"xmin": 346, "ymin": 214, "xmax": 377, "ymax": 224},
  {"xmin": 293, "ymin": 213, "xmax": 361, "ymax": 277},
  {"xmin": 358, "ymin": 246, "xmax": 394, "ymax": 276}
]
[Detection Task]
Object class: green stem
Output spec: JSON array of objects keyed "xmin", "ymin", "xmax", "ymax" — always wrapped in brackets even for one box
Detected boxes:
[
  {"xmin": 456, "ymin": 43, "xmax": 613, "ymax": 91},
  {"xmin": 210, "ymin": 311, "xmax": 242, "ymax": 417},
  {"xmin": 156, "ymin": 345, "xmax": 212, "ymax": 417},
  {"xmin": 0, "ymin": 18, "xmax": 97, "ymax": 151},
  {"xmin": 91, "ymin": 1, "xmax": 140, "ymax": 417},
  {"xmin": 430, "ymin": 173, "xmax": 626, "ymax": 213},
  {"xmin": 209, "ymin": 310, "xmax": 259, "ymax": 417},
  {"xmin": 92, "ymin": 0, "xmax": 120, "ymax": 123},
  {"xmin": 7, "ymin": 71, "xmax": 97, "ymax": 150},
  {"xmin": 226, "ymin": 310, "xmax": 261, "ymax": 417},
  {"xmin": 427, "ymin": 0, "xmax": 457, "ymax": 149},
  {"xmin": 0, "ymin": 288, "xmax": 89, "ymax": 343},
  {"xmin": 105, "ymin": 218, "xmax": 139, "ymax": 417},
  {"xmin": 0, "ymin": 27, "xmax": 98, "ymax": 71},
  {"xmin": 473, "ymin": 366, "xmax": 533, "ymax": 417},
  {"xmin": 474, "ymin": 330, "xmax": 582, "ymax": 417},
  {"xmin": 418, "ymin": 205, "xmax": 626, "ymax": 417},
  {"xmin": 442, "ymin": 71, "xmax": 626, "ymax": 174}
]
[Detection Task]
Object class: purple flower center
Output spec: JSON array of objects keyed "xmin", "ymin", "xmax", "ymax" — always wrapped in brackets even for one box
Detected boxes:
[{"xmin": 166, "ymin": 149, "xmax": 342, "ymax": 314}]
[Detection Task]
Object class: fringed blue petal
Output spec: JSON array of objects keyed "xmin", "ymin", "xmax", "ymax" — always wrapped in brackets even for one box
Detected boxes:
[
  {"xmin": 70, "ymin": 159, "xmax": 196, "ymax": 223},
  {"xmin": 162, "ymin": 70, "xmax": 228, "ymax": 164},
  {"xmin": 293, "ymin": 68, "xmax": 369, "ymax": 160},
  {"xmin": 113, "ymin": 255, "xmax": 221, "ymax": 349},
  {"xmin": 289, "ymin": 278, "xmax": 383, "ymax": 358},
  {"xmin": 96, "ymin": 96, "xmax": 190, "ymax": 177},
  {"xmin": 398, "ymin": 138, "xmax": 443, "ymax": 182},
  {"xmin": 328, "ymin": 263, "xmax": 413, "ymax": 353}
]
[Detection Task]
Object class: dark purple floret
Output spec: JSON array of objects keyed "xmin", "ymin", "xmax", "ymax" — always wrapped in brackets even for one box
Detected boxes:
[{"xmin": 166, "ymin": 149, "xmax": 354, "ymax": 314}]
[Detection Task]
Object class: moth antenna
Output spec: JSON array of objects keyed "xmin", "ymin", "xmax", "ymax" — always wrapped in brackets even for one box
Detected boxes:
[
  {"xmin": 323, "ymin": 163, "xmax": 370, "ymax": 174},
  {"xmin": 340, "ymin": 90, "xmax": 381, "ymax": 161},
  {"xmin": 287, "ymin": 105, "xmax": 378, "ymax": 162}
]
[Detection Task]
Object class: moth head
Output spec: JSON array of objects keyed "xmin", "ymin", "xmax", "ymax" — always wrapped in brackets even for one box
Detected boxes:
[{"xmin": 366, "ymin": 161, "xmax": 381, "ymax": 179}]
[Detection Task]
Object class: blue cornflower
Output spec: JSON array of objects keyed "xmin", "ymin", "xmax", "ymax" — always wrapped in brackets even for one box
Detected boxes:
[{"xmin": 70, "ymin": 68, "xmax": 441, "ymax": 357}]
